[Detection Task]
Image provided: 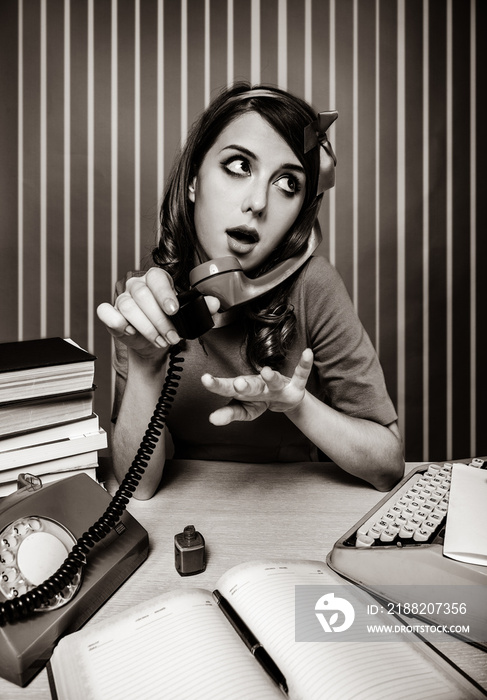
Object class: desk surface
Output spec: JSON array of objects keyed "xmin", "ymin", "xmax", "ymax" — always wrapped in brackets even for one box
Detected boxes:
[{"xmin": 1, "ymin": 459, "xmax": 486, "ymax": 699}]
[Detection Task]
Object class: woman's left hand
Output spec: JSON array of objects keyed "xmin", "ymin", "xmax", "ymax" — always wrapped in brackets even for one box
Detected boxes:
[{"xmin": 201, "ymin": 349, "xmax": 314, "ymax": 426}]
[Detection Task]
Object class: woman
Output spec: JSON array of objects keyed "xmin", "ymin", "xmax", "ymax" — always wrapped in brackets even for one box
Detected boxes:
[{"xmin": 97, "ymin": 83, "xmax": 404, "ymax": 499}]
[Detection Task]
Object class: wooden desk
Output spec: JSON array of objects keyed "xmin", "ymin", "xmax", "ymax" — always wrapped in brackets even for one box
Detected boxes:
[{"xmin": 1, "ymin": 460, "xmax": 486, "ymax": 698}]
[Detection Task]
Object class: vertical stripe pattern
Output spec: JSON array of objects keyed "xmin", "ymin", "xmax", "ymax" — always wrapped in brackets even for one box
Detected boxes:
[
  {"xmin": 64, "ymin": 0, "xmax": 71, "ymax": 338},
  {"xmin": 422, "ymin": 0, "xmax": 430, "ymax": 459},
  {"xmin": 17, "ymin": 0, "xmax": 24, "ymax": 340},
  {"xmin": 0, "ymin": 0, "xmax": 485, "ymax": 462},
  {"xmin": 40, "ymin": 0, "xmax": 47, "ymax": 337},
  {"xmin": 469, "ymin": 0, "xmax": 476, "ymax": 457},
  {"xmin": 397, "ymin": 0, "xmax": 406, "ymax": 446}
]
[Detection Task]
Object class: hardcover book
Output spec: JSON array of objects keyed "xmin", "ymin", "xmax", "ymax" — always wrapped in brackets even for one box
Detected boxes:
[
  {"xmin": 0, "ymin": 414, "xmax": 99, "ymax": 450},
  {"xmin": 0, "ymin": 428, "xmax": 107, "ymax": 471},
  {"xmin": 0, "ymin": 338, "xmax": 96, "ymax": 402},
  {"xmin": 0, "ymin": 450, "xmax": 101, "ymax": 486},
  {"xmin": 0, "ymin": 388, "xmax": 95, "ymax": 437}
]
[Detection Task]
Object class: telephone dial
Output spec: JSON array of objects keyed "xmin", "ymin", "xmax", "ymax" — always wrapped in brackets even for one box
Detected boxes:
[
  {"xmin": 0, "ymin": 225, "xmax": 323, "ymax": 687},
  {"xmin": 0, "ymin": 474, "xmax": 148, "ymax": 686}
]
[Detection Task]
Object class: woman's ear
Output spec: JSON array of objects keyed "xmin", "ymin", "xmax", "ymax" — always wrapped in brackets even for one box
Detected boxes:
[{"xmin": 188, "ymin": 176, "xmax": 197, "ymax": 202}]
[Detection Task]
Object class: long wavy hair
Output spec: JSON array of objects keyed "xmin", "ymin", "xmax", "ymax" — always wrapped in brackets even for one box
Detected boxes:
[{"xmin": 152, "ymin": 82, "xmax": 321, "ymax": 370}]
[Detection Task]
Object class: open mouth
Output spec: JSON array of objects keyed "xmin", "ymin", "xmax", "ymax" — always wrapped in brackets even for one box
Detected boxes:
[{"xmin": 226, "ymin": 227, "xmax": 259, "ymax": 245}]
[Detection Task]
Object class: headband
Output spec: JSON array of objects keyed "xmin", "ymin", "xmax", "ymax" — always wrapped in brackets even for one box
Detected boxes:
[
  {"xmin": 304, "ymin": 110, "xmax": 338, "ymax": 194},
  {"xmin": 228, "ymin": 89, "xmax": 338, "ymax": 194}
]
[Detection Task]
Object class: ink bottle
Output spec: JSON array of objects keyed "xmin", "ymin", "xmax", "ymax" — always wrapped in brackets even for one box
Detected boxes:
[{"xmin": 174, "ymin": 525, "xmax": 206, "ymax": 576}]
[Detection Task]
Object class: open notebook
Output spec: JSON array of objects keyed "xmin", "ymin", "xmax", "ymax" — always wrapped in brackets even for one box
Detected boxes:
[{"xmin": 48, "ymin": 560, "xmax": 486, "ymax": 700}]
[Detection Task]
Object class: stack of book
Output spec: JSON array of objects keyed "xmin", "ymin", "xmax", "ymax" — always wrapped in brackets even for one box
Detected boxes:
[{"xmin": 0, "ymin": 337, "xmax": 107, "ymax": 497}]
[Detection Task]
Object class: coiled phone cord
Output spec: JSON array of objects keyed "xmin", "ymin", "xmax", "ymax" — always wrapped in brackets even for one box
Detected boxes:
[{"xmin": 0, "ymin": 345, "xmax": 184, "ymax": 626}]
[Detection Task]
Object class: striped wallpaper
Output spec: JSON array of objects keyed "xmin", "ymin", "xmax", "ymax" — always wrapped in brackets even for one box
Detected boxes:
[{"xmin": 0, "ymin": 0, "xmax": 485, "ymax": 462}]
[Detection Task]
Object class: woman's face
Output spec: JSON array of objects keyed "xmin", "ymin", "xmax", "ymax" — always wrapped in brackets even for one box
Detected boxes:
[{"xmin": 189, "ymin": 112, "xmax": 307, "ymax": 271}]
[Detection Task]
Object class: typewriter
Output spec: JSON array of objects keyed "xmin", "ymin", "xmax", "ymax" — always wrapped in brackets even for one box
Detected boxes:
[{"xmin": 327, "ymin": 457, "xmax": 487, "ymax": 649}]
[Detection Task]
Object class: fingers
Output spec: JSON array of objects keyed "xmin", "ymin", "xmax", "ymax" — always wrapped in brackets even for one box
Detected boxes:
[
  {"xmin": 141, "ymin": 270, "xmax": 220, "ymax": 319},
  {"xmin": 209, "ymin": 401, "xmax": 266, "ymax": 426},
  {"xmin": 99, "ymin": 269, "xmax": 222, "ymax": 349},
  {"xmin": 96, "ymin": 302, "xmax": 136, "ymax": 339},
  {"xmin": 209, "ymin": 404, "xmax": 246, "ymax": 426},
  {"xmin": 290, "ymin": 348, "xmax": 314, "ymax": 389},
  {"xmin": 97, "ymin": 268, "xmax": 179, "ymax": 349},
  {"xmin": 123, "ymin": 270, "xmax": 180, "ymax": 345},
  {"xmin": 201, "ymin": 373, "xmax": 265, "ymax": 398},
  {"xmin": 204, "ymin": 295, "xmax": 221, "ymax": 316},
  {"xmin": 202, "ymin": 349, "xmax": 314, "ymax": 400},
  {"xmin": 202, "ymin": 349, "xmax": 314, "ymax": 425},
  {"xmin": 201, "ymin": 374, "xmax": 235, "ymax": 398},
  {"xmin": 259, "ymin": 365, "xmax": 286, "ymax": 391},
  {"xmin": 116, "ymin": 284, "xmax": 177, "ymax": 349},
  {"xmin": 138, "ymin": 267, "xmax": 178, "ymax": 315},
  {"xmin": 260, "ymin": 348, "xmax": 313, "ymax": 392}
]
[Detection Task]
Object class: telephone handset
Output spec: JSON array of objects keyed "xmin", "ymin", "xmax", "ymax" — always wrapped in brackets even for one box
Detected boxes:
[
  {"xmin": 0, "ymin": 225, "xmax": 321, "ymax": 688},
  {"xmin": 172, "ymin": 224, "xmax": 322, "ymax": 339}
]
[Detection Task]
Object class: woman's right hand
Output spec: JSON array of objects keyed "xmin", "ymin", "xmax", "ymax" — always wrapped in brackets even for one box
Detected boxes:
[{"xmin": 96, "ymin": 267, "xmax": 220, "ymax": 361}]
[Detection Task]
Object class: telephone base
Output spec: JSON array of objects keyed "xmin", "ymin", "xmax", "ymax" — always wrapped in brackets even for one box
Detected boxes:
[{"xmin": 0, "ymin": 473, "xmax": 149, "ymax": 687}]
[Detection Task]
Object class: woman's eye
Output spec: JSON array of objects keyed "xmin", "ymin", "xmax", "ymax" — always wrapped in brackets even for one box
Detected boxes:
[
  {"xmin": 223, "ymin": 157, "xmax": 251, "ymax": 176},
  {"xmin": 275, "ymin": 175, "xmax": 302, "ymax": 196}
]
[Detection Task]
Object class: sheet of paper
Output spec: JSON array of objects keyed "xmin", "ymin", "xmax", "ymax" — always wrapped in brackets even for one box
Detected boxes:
[{"xmin": 443, "ymin": 463, "xmax": 487, "ymax": 566}]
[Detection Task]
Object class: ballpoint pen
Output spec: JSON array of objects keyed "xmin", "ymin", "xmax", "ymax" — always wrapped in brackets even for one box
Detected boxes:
[{"xmin": 213, "ymin": 589, "xmax": 288, "ymax": 695}]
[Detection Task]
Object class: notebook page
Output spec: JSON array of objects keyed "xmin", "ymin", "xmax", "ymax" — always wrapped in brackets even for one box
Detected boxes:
[
  {"xmin": 216, "ymin": 560, "xmax": 481, "ymax": 700},
  {"xmin": 50, "ymin": 588, "xmax": 281, "ymax": 700}
]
